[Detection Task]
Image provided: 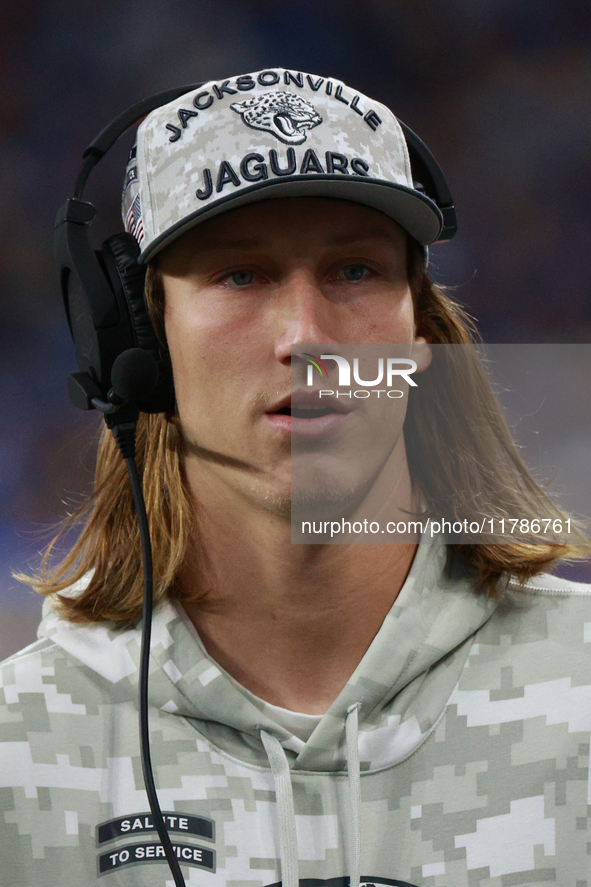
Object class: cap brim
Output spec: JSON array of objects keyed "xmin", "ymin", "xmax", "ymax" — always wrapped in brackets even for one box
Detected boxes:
[{"xmin": 138, "ymin": 175, "xmax": 443, "ymax": 263}]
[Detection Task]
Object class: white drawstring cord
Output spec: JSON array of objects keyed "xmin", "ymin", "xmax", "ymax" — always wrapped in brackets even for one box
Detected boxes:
[
  {"xmin": 261, "ymin": 730, "xmax": 299, "ymax": 887},
  {"xmin": 261, "ymin": 709, "xmax": 362, "ymax": 887},
  {"xmin": 345, "ymin": 703, "xmax": 362, "ymax": 887}
]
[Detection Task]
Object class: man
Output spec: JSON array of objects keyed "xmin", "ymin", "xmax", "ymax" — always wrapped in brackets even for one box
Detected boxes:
[{"xmin": 1, "ymin": 69, "xmax": 590, "ymax": 887}]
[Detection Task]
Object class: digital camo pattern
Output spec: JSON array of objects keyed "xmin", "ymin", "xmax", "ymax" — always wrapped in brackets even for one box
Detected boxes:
[
  {"xmin": 120, "ymin": 67, "xmax": 442, "ymax": 262},
  {"xmin": 1, "ymin": 539, "xmax": 590, "ymax": 886}
]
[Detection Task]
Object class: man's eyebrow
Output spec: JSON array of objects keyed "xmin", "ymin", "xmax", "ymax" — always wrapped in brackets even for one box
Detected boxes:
[
  {"xmin": 325, "ymin": 228, "xmax": 402, "ymax": 246},
  {"xmin": 201, "ymin": 237, "xmax": 265, "ymax": 251},
  {"xmin": 202, "ymin": 229, "xmax": 400, "ymax": 251}
]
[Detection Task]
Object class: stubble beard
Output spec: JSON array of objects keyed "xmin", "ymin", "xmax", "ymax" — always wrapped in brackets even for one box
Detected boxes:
[{"xmin": 262, "ymin": 478, "xmax": 372, "ymax": 522}]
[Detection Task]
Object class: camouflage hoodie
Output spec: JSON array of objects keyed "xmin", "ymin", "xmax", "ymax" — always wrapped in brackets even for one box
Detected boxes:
[{"xmin": 1, "ymin": 539, "xmax": 590, "ymax": 886}]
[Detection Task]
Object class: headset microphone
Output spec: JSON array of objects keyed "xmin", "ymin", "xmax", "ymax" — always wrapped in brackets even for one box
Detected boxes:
[
  {"xmin": 110, "ymin": 347, "xmax": 159, "ymax": 404},
  {"xmin": 74, "ymin": 348, "xmax": 160, "ymax": 415}
]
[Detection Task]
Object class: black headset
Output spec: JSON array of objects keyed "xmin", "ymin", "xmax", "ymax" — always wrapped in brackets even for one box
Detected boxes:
[{"xmin": 55, "ymin": 82, "xmax": 457, "ymax": 418}]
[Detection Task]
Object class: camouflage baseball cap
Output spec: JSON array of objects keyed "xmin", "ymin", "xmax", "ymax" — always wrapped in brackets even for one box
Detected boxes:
[{"xmin": 121, "ymin": 67, "xmax": 444, "ymax": 263}]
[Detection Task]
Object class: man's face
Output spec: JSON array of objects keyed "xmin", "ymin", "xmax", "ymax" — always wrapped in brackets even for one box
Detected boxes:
[{"xmin": 161, "ymin": 197, "xmax": 421, "ymax": 516}]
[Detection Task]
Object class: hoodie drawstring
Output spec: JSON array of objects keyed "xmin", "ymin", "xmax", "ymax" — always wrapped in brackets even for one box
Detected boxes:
[
  {"xmin": 345, "ymin": 703, "xmax": 362, "ymax": 887},
  {"xmin": 261, "ymin": 704, "xmax": 362, "ymax": 887},
  {"xmin": 261, "ymin": 729, "xmax": 299, "ymax": 887}
]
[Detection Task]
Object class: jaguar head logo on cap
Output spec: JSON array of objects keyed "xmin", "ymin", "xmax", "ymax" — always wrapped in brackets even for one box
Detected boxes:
[{"xmin": 230, "ymin": 91, "xmax": 323, "ymax": 145}]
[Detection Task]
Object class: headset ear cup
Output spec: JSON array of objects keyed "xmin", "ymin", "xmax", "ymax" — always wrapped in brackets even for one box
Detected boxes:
[
  {"xmin": 100, "ymin": 232, "xmax": 174, "ymax": 413},
  {"xmin": 101, "ymin": 233, "xmax": 157, "ymax": 352}
]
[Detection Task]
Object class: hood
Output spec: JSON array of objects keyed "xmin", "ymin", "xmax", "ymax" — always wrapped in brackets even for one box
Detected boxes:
[{"xmin": 37, "ymin": 537, "xmax": 499, "ymax": 774}]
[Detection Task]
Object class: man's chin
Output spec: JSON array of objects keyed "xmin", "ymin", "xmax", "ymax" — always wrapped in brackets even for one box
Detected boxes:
[
  {"xmin": 290, "ymin": 482, "xmax": 367, "ymax": 522},
  {"xmin": 258, "ymin": 481, "xmax": 363, "ymax": 522}
]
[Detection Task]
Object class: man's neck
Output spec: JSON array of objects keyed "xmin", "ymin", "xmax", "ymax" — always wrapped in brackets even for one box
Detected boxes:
[{"xmin": 180, "ymin": 464, "xmax": 418, "ymax": 715}]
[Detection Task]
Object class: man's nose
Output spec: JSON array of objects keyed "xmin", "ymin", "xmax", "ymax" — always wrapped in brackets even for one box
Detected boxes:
[{"xmin": 273, "ymin": 272, "xmax": 339, "ymax": 364}]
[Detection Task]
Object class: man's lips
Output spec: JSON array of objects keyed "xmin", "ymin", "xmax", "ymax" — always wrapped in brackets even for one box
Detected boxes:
[
  {"xmin": 264, "ymin": 390, "xmax": 353, "ymax": 436},
  {"xmin": 266, "ymin": 390, "xmax": 353, "ymax": 416}
]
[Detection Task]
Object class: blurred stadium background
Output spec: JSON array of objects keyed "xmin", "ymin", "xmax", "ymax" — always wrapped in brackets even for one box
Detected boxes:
[{"xmin": 2, "ymin": 0, "xmax": 591, "ymax": 660}]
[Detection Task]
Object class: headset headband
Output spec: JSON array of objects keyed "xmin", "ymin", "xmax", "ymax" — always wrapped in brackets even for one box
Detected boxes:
[{"xmin": 71, "ymin": 82, "xmax": 456, "ymax": 240}]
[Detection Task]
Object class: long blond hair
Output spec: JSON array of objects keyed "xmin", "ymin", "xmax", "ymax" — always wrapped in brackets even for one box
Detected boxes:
[{"xmin": 20, "ymin": 243, "xmax": 589, "ymax": 623}]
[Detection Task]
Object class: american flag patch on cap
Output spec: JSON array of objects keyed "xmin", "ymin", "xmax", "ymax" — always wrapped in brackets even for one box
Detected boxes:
[
  {"xmin": 121, "ymin": 141, "xmax": 145, "ymax": 246},
  {"xmin": 124, "ymin": 193, "xmax": 144, "ymax": 244}
]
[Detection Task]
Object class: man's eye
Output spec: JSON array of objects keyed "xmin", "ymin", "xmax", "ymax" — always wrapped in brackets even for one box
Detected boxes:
[
  {"xmin": 341, "ymin": 264, "xmax": 369, "ymax": 282},
  {"xmin": 227, "ymin": 270, "xmax": 254, "ymax": 286}
]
